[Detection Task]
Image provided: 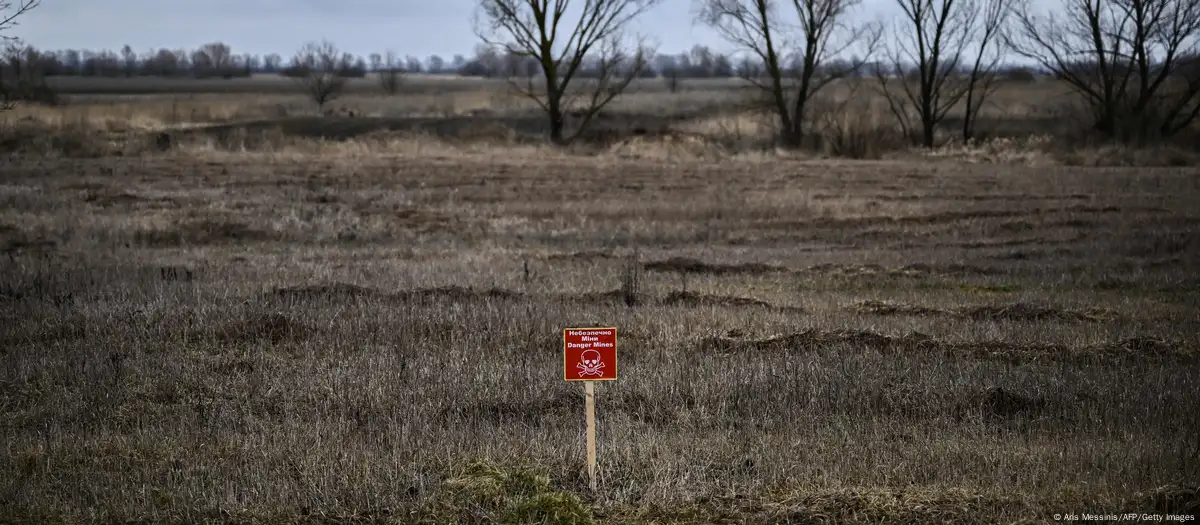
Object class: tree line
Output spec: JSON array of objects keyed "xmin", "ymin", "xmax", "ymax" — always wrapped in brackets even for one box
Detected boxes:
[
  {"xmin": 2, "ymin": 40, "xmax": 1018, "ymax": 81},
  {"xmin": 3, "ymin": 0, "xmax": 1198, "ymax": 147}
]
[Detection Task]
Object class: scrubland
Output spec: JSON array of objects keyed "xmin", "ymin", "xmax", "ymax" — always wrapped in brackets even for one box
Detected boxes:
[{"xmin": 1, "ymin": 76, "xmax": 1198, "ymax": 524}]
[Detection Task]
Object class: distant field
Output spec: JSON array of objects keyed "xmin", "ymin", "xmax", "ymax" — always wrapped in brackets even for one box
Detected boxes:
[{"xmin": 43, "ymin": 73, "xmax": 753, "ymax": 95}]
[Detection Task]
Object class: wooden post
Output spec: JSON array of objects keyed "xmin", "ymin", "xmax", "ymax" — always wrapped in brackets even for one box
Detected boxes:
[{"xmin": 584, "ymin": 380, "xmax": 597, "ymax": 492}]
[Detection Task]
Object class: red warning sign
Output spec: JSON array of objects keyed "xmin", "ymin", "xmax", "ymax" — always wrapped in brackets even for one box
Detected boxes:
[{"xmin": 563, "ymin": 327, "xmax": 618, "ymax": 381}]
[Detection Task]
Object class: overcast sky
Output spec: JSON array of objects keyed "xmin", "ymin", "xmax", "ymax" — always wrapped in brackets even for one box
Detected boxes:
[{"xmin": 12, "ymin": 0, "xmax": 903, "ymax": 59}]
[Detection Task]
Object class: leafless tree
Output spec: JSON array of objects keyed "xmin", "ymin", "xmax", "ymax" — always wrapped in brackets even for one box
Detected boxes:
[
  {"xmin": 959, "ymin": 0, "xmax": 1011, "ymax": 142},
  {"xmin": 475, "ymin": 0, "xmax": 661, "ymax": 144},
  {"xmin": 1007, "ymin": 0, "xmax": 1200, "ymax": 142},
  {"xmin": 875, "ymin": 0, "xmax": 979, "ymax": 147},
  {"xmin": 699, "ymin": 0, "xmax": 882, "ymax": 148},
  {"xmin": 0, "ymin": 0, "xmax": 38, "ymax": 110},
  {"xmin": 192, "ymin": 42, "xmax": 234, "ymax": 78},
  {"xmin": 378, "ymin": 50, "xmax": 403, "ymax": 95},
  {"xmin": 292, "ymin": 40, "xmax": 349, "ymax": 113}
]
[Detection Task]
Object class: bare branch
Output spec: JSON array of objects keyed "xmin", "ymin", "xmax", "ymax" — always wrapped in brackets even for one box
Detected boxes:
[
  {"xmin": 698, "ymin": 0, "xmax": 880, "ymax": 146},
  {"xmin": 0, "ymin": 0, "xmax": 39, "ymax": 110},
  {"xmin": 876, "ymin": 0, "xmax": 983, "ymax": 147},
  {"xmin": 0, "ymin": 0, "xmax": 38, "ymax": 38},
  {"xmin": 476, "ymin": 0, "xmax": 662, "ymax": 144},
  {"xmin": 1008, "ymin": 0, "xmax": 1200, "ymax": 141},
  {"xmin": 291, "ymin": 40, "xmax": 350, "ymax": 113}
]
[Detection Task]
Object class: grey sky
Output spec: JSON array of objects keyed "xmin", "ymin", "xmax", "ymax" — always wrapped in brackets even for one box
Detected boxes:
[{"xmin": 12, "ymin": 0, "xmax": 900, "ymax": 59}]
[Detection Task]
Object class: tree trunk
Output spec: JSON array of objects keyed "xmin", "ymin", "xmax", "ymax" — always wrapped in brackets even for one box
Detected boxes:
[
  {"xmin": 547, "ymin": 84, "xmax": 566, "ymax": 144},
  {"xmin": 920, "ymin": 93, "xmax": 936, "ymax": 147},
  {"xmin": 962, "ymin": 88, "xmax": 976, "ymax": 143},
  {"xmin": 548, "ymin": 102, "xmax": 565, "ymax": 144}
]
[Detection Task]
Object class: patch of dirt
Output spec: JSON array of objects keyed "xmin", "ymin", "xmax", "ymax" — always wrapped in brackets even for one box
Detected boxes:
[
  {"xmin": 134, "ymin": 219, "xmax": 278, "ymax": 248},
  {"xmin": 697, "ymin": 328, "xmax": 1195, "ymax": 365},
  {"xmin": 644, "ymin": 256, "xmax": 789, "ymax": 276}
]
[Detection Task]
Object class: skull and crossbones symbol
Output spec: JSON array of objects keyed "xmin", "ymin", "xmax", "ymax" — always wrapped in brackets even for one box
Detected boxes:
[{"xmin": 576, "ymin": 349, "xmax": 605, "ymax": 376}]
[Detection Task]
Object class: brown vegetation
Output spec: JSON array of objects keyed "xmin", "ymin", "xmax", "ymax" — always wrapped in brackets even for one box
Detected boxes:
[{"xmin": 1, "ymin": 127, "xmax": 1198, "ymax": 523}]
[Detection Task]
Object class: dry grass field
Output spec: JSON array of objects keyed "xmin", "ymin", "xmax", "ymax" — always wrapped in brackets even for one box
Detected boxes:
[{"xmin": 2, "ymin": 79, "xmax": 1199, "ymax": 524}]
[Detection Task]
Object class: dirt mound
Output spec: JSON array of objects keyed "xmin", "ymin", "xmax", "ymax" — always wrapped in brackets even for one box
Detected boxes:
[
  {"xmin": 543, "ymin": 250, "xmax": 614, "ymax": 261},
  {"xmin": 699, "ymin": 329, "xmax": 1194, "ymax": 365},
  {"xmin": 663, "ymin": 291, "xmax": 776, "ymax": 309},
  {"xmin": 852, "ymin": 300, "xmax": 1114, "ymax": 322},
  {"xmin": 394, "ymin": 285, "xmax": 524, "ymax": 302},
  {"xmin": 213, "ymin": 313, "xmax": 308, "ymax": 344},
  {"xmin": 961, "ymin": 302, "xmax": 1109, "ymax": 322},
  {"xmin": 267, "ymin": 283, "xmax": 525, "ymax": 304},
  {"xmin": 559, "ymin": 289, "xmax": 626, "ymax": 304},
  {"xmin": 644, "ymin": 257, "xmax": 788, "ymax": 276},
  {"xmin": 268, "ymin": 282, "xmax": 386, "ymax": 302},
  {"xmin": 1094, "ymin": 337, "xmax": 1185, "ymax": 359}
]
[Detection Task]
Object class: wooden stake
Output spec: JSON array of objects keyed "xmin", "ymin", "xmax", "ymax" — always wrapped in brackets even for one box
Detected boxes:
[{"xmin": 585, "ymin": 380, "xmax": 597, "ymax": 492}]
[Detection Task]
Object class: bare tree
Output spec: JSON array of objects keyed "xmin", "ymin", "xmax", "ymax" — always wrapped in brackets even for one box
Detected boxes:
[
  {"xmin": 193, "ymin": 42, "xmax": 234, "ymax": 78},
  {"xmin": 379, "ymin": 50, "xmax": 403, "ymax": 95},
  {"xmin": 1008, "ymin": 0, "xmax": 1200, "ymax": 142},
  {"xmin": 875, "ymin": 0, "xmax": 977, "ymax": 147},
  {"xmin": 960, "ymin": 0, "xmax": 1011, "ymax": 142},
  {"xmin": 292, "ymin": 40, "xmax": 349, "ymax": 113},
  {"xmin": 475, "ymin": 0, "xmax": 661, "ymax": 144},
  {"xmin": 699, "ymin": 0, "xmax": 881, "ymax": 148},
  {"xmin": 1, "ymin": 0, "xmax": 39, "ymax": 110}
]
